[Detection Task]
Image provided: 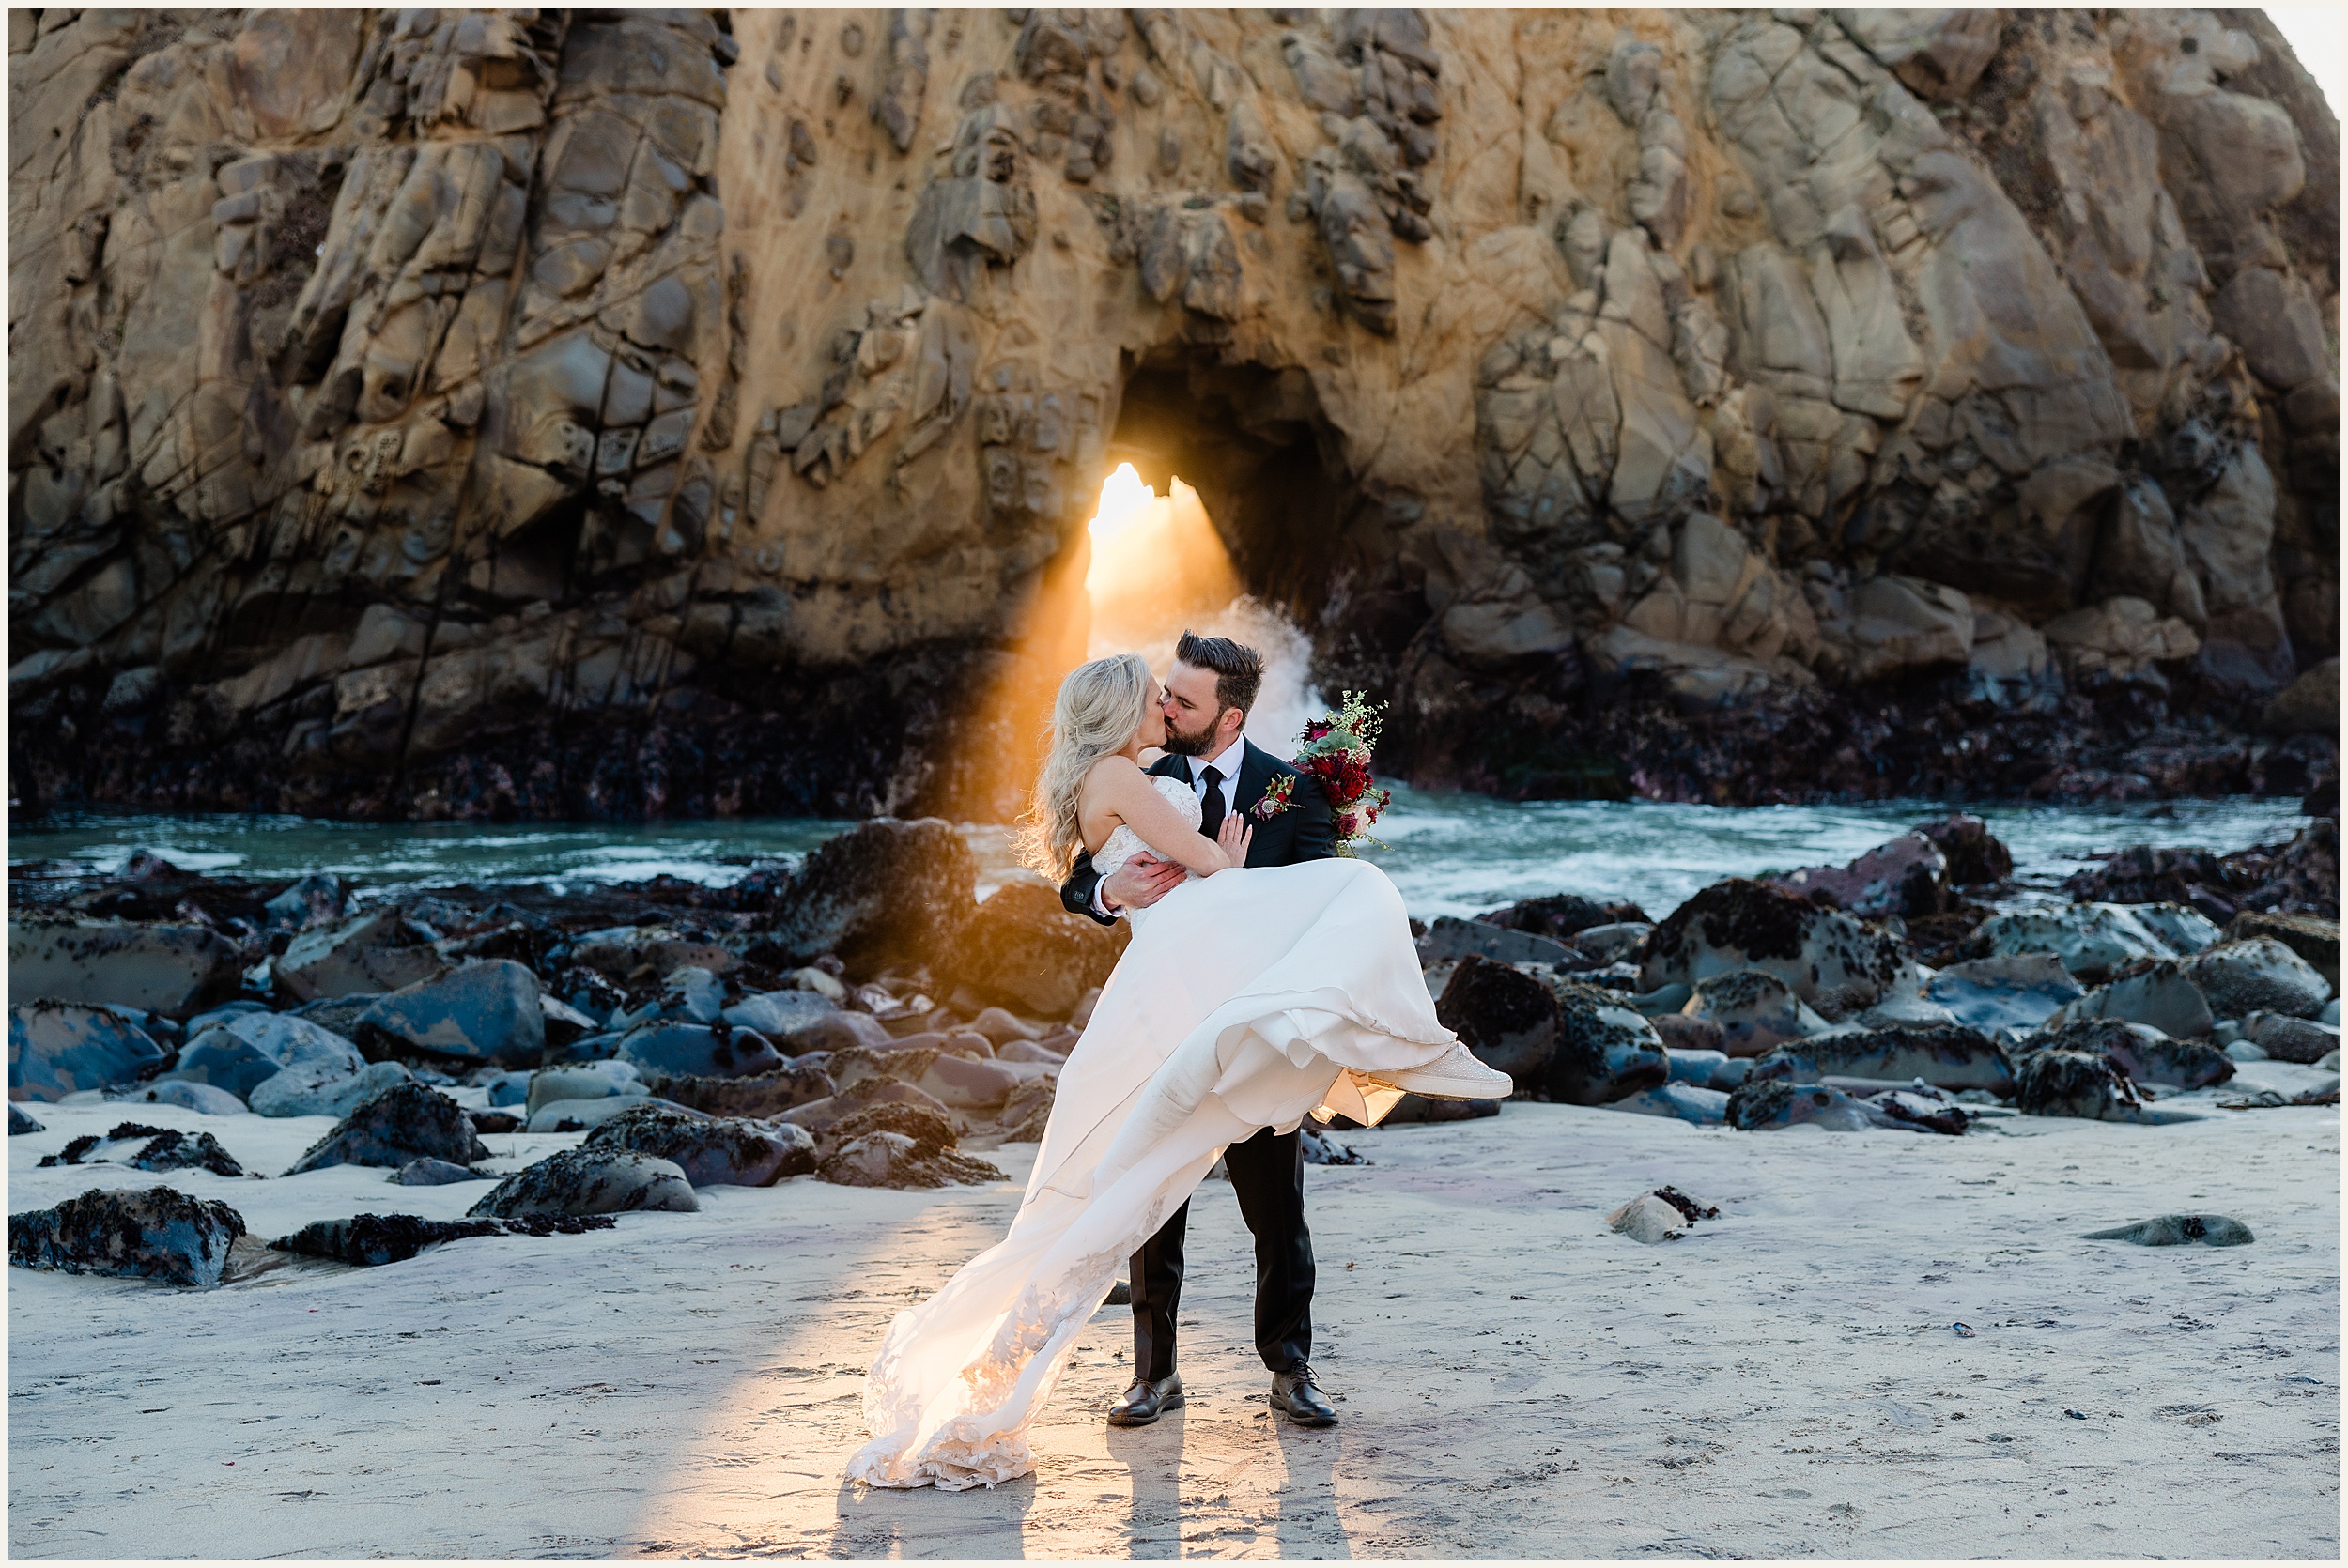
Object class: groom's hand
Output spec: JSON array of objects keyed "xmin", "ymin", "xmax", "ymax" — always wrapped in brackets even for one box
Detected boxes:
[{"xmin": 1103, "ymin": 853, "xmax": 1183, "ymax": 914}]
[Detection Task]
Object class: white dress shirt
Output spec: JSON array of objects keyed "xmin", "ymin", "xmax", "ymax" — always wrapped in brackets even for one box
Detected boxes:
[{"xmin": 1094, "ymin": 734, "xmax": 1248, "ymax": 918}]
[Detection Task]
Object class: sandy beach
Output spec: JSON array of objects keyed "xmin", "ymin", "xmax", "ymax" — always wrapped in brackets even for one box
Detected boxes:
[{"xmin": 8, "ymin": 1076, "xmax": 2338, "ymax": 1560}]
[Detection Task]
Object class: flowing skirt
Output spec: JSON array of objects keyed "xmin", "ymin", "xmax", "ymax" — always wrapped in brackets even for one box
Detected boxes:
[{"xmin": 845, "ymin": 857, "xmax": 1457, "ymax": 1490}]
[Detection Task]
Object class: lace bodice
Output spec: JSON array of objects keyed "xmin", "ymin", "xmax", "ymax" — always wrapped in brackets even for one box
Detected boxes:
[{"xmin": 1092, "ymin": 773, "xmax": 1198, "ymax": 880}]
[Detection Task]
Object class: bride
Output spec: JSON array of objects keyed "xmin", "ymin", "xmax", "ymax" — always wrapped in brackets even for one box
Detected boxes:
[{"xmin": 846, "ymin": 653, "xmax": 1511, "ymax": 1491}]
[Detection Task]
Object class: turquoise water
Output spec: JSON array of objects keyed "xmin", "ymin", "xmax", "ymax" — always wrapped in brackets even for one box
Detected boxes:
[{"xmin": 7, "ymin": 788, "xmax": 2309, "ymax": 922}]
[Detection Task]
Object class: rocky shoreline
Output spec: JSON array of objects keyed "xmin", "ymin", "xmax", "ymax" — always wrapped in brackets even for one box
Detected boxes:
[{"xmin": 7, "ymin": 800, "xmax": 2339, "ymax": 1286}]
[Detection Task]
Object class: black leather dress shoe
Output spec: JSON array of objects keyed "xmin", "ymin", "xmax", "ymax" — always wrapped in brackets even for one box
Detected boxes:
[
  {"xmin": 1271, "ymin": 1364, "xmax": 1337, "ymax": 1426},
  {"xmin": 1107, "ymin": 1374, "xmax": 1183, "ymax": 1427}
]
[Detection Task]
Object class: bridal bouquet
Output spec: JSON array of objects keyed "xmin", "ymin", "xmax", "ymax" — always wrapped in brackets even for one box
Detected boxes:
[{"xmin": 1254, "ymin": 690, "xmax": 1392, "ymax": 855}]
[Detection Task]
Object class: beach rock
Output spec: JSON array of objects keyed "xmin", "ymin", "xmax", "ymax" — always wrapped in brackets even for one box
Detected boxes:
[
  {"xmin": 1606, "ymin": 1191, "xmax": 1692, "ymax": 1243},
  {"xmin": 391, "ymin": 1158, "xmax": 492, "ymax": 1186},
  {"xmin": 1924, "ymin": 955, "xmax": 2086, "ymax": 1035},
  {"xmin": 184, "ymin": 1000, "xmax": 271, "ymax": 1037},
  {"xmin": 470, "ymin": 1109, "xmax": 524, "ymax": 1134},
  {"xmin": 1642, "ymin": 880, "xmax": 1904, "ymax": 1016},
  {"xmin": 2246, "ymin": 1011, "xmax": 2341, "ymax": 1065},
  {"xmin": 2063, "ymin": 848, "xmax": 2240, "ymax": 922},
  {"xmin": 1435, "ymin": 955, "xmax": 1559, "ymax": 1081},
  {"xmin": 166, "ymin": 1011, "xmax": 368, "ymax": 1102},
  {"xmin": 1651, "ymin": 1013, "xmax": 1726, "ymax": 1053},
  {"xmin": 9, "ymin": 1103, "xmax": 42, "ymax": 1135},
  {"xmin": 1749, "ymin": 1022, "xmax": 2015, "ymax": 1094},
  {"xmin": 917, "ymin": 1052, "xmax": 1028, "ymax": 1111},
  {"xmin": 615, "ymin": 1022, "xmax": 783, "ymax": 1081},
  {"xmin": 2185, "ymin": 939, "xmax": 2331, "ymax": 1019},
  {"xmin": 1417, "ymin": 916, "xmax": 1572, "ymax": 967},
  {"xmin": 6, "ymin": 919, "xmax": 241, "ymax": 1019},
  {"xmin": 1664, "ymin": 1047, "xmax": 1733, "ymax": 1087},
  {"xmin": 2014, "ymin": 1048, "xmax": 2145, "ymax": 1120},
  {"xmin": 1374, "ymin": 1094, "xmax": 1504, "ymax": 1126},
  {"xmin": 2263, "ymin": 660, "xmax": 2339, "ymax": 737},
  {"xmin": 583, "ymin": 1102, "xmax": 816, "ymax": 1186},
  {"xmin": 645, "ymin": 1060, "xmax": 839, "ymax": 1119},
  {"xmin": 8, "ymin": 1186, "xmax": 246, "ymax": 1287},
  {"xmin": 817, "ymin": 1113, "xmax": 1008, "ymax": 1188},
  {"xmin": 1299, "ymin": 1128, "xmax": 1367, "ymax": 1165},
  {"xmin": 250, "ymin": 1059, "xmax": 413, "ymax": 1119},
  {"xmin": 1970, "ymin": 903, "xmax": 2205, "ymax": 982},
  {"xmin": 286, "ymin": 1084, "xmax": 491, "ymax": 1174},
  {"xmin": 538, "ymin": 992, "xmax": 603, "ymax": 1051},
  {"xmin": 524, "ymin": 1096, "xmax": 674, "ymax": 1133},
  {"xmin": 469, "ymin": 1147, "xmax": 700, "ymax": 1219},
  {"xmin": 2048, "ymin": 961, "xmax": 2217, "ymax": 1039},
  {"xmin": 780, "ymin": 1075, "xmax": 957, "ymax": 1136},
  {"xmin": 1571, "ymin": 923, "xmax": 1655, "ymax": 965},
  {"xmin": 2083, "ymin": 1215, "xmax": 2254, "ymax": 1247},
  {"xmin": 270, "ymin": 1212, "xmax": 505, "ymax": 1266},
  {"xmin": 1682, "ymin": 968, "xmax": 1831, "ymax": 1056},
  {"xmin": 288, "ymin": 994, "xmax": 375, "ymax": 1040},
  {"xmin": 276, "ymin": 912, "xmax": 446, "ymax": 1004},
  {"xmin": 1915, "ymin": 815, "xmax": 2014, "ymax": 885},
  {"xmin": 721, "ymin": 990, "xmax": 840, "ymax": 1038},
  {"xmin": 2225, "ymin": 912, "xmax": 2340, "ymax": 992},
  {"xmin": 261, "ymin": 872, "xmax": 348, "ymax": 933},
  {"xmin": 123, "ymin": 1128, "xmax": 247, "ymax": 1176},
  {"xmin": 664, "ymin": 967, "xmax": 726, "ymax": 1024},
  {"xmin": 1477, "ymin": 895, "xmax": 1651, "ymax": 942},
  {"xmin": 779, "ymin": 1011, "xmax": 896, "ymax": 1055},
  {"xmin": 1544, "ymin": 976, "xmax": 1669, "ymax": 1105},
  {"xmin": 1725, "ymin": 1079, "xmax": 1884, "ymax": 1132},
  {"xmin": 1867, "ymin": 1087, "xmax": 1969, "ymax": 1135},
  {"xmin": 967, "ymin": 1007, "xmax": 1043, "ymax": 1045},
  {"xmin": 1769, "ymin": 833, "xmax": 1950, "ymax": 918},
  {"xmin": 1611, "ymin": 1084, "xmax": 1731, "ymax": 1126},
  {"xmin": 945, "ymin": 880, "xmax": 1125, "ymax": 1018},
  {"xmin": 354, "ymin": 961, "xmax": 546, "ymax": 1067},
  {"xmin": 993, "ymin": 1074, "xmax": 1059, "ymax": 1143},
  {"xmin": 761, "ymin": 819, "xmax": 977, "ymax": 972},
  {"xmin": 8, "ymin": 1002, "xmax": 169, "ymax": 1101},
  {"xmin": 124, "ymin": 1081, "xmax": 249, "ymax": 1116},
  {"xmin": 2127, "ymin": 905, "xmax": 2227, "ymax": 960},
  {"xmin": 524, "ymin": 1061, "xmax": 650, "ymax": 1118}
]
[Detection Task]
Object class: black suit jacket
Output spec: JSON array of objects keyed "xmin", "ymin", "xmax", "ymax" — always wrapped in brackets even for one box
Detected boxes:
[{"xmin": 1058, "ymin": 739, "xmax": 1336, "ymax": 925}]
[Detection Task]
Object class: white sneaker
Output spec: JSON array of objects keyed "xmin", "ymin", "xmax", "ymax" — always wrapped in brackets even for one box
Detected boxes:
[{"xmin": 1360, "ymin": 1042, "xmax": 1514, "ymax": 1101}]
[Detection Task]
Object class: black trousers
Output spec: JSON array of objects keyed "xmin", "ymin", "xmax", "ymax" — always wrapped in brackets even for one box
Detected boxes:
[{"xmin": 1129, "ymin": 1125, "xmax": 1313, "ymax": 1380}]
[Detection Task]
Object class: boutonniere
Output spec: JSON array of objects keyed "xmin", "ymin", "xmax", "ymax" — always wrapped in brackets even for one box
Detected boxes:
[{"xmin": 1250, "ymin": 773, "xmax": 1298, "ymax": 822}]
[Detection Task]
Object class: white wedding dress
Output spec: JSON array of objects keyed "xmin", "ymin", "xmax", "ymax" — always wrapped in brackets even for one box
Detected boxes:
[{"xmin": 847, "ymin": 775, "xmax": 1495, "ymax": 1490}]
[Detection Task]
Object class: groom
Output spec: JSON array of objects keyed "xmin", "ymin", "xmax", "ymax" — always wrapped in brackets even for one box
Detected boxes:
[{"xmin": 1058, "ymin": 630, "xmax": 1341, "ymax": 1429}]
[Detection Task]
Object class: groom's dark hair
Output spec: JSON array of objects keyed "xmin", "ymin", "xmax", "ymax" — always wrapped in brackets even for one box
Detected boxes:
[{"xmin": 1175, "ymin": 630, "xmax": 1264, "ymax": 716}]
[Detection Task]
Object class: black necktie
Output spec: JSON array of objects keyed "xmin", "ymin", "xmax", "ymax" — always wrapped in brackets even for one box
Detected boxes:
[{"xmin": 1198, "ymin": 764, "xmax": 1226, "ymax": 839}]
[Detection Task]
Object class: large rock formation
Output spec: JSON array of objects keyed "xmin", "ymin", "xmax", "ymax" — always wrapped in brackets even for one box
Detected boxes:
[{"xmin": 8, "ymin": 8, "xmax": 2337, "ymax": 819}]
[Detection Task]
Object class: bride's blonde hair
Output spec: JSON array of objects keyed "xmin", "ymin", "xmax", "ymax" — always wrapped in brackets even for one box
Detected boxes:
[{"xmin": 1019, "ymin": 653, "xmax": 1153, "ymax": 876}]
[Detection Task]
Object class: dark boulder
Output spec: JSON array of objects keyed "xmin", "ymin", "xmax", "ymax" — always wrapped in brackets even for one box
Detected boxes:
[
  {"xmin": 8, "ymin": 1001, "xmax": 169, "ymax": 1101},
  {"xmin": 1769, "ymin": 833, "xmax": 1950, "ymax": 918},
  {"xmin": 1641, "ymin": 879, "xmax": 1905, "ymax": 1017},
  {"xmin": 2185, "ymin": 938, "xmax": 2331, "ymax": 1019},
  {"xmin": 38, "ymin": 1121, "xmax": 247, "ymax": 1177},
  {"xmin": 615, "ymin": 1022, "xmax": 784, "ymax": 1080},
  {"xmin": 1544, "ymin": 976, "xmax": 1667, "ymax": 1105},
  {"xmin": 1915, "ymin": 813, "xmax": 2013, "ymax": 886},
  {"xmin": 467, "ymin": 1147, "xmax": 700, "ymax": 1218},
  {"xmin": 1725, "ymin": 1079, "xmax": 1882, "ymax": 1131},
  {"xmin": 262, "ymin": 872, "xmax": 349, "ymax": 933},
  {"xmin": 354, "ymin": 961, "xmax": 547, "ymax": 1067},
  {"xmin": 285, "ymin": 1083, "xmax": 492, "ymax": 1174},
  {"xmin": 815, "ymin": 1103, "xmax": 1006, "ymax": 1188},
  {"xmin": 2082, "ymin": 1215, "xmax": 2255, "ymax": 1247},
  {"xmin": 391, "ymin": 1157, "xmax": 492, "ymax": 1185},
  {"xmin": 1368, "ymin": 1094, "xmax": 1502, "ymax": 1126},
  {"xmin": 6, "ymin": 918, "xmax": 242, "ymax": 1019},
  {"xmin": 1475, "ymin": 893, "xmax": 1649, "ymax": 941},
  {"xmin": 1416, "ymin": 917, "xmax": 1571, "ymax": 966},
  {"xmin": 582, "ymin": 1102, "xmax": 817, "ymax": 1186},
  {"xmin": 9, "ymin": 1102, "xmax": 42, "ymax": 1135},
  {"xmin": 759, "ymin": 818, "xmax": 978, "ymax": 971},
  {"xmin": 2013, "ymin": 1047, "xmax": 2145, "ymax": 1120},
  {"xmin": 275, "ymin": 911, "xmax": 446, "ymax": 1003},
  {"xmin": 9, "ymin": 1186, "xmax": 246, "ymax": 1286},
  {"xmin": 2222, "ymin": 911, "xmax": 2340, "ymax": 992},
  {"xmin": 1867, "ymin": 1087, "xmax": 1969, "ymax": 1135},
  {"xmin": 647, "ymin": 1059, "xmax": 838, "ymax": 1118},
  {"xmin": 267, "ymin": 1211, "xmax": 617, "ymax": 1266},
  {"xmin": 1433, "ymin": 955, "xmax": 1558, "ymax": 1082},
  {"xmin": 1747, "ymin": 1022, "xmax": 2015, "ymax": 1094},
  {"xmin": 2024, "ymin": 1018, "xmax": 2234, "ymax": 1090},
  {"xmin": 2063, "ymin": 845, "xmax": 2240, "ymax": 924},
  {"xmin": 942, "ymin": 880, "xmax": 1125, "ymax": 1019}
]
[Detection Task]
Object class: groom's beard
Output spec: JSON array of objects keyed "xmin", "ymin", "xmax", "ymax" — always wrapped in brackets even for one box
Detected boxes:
[{"xmin": 1158, "ymin": 708, "xmax": 1230, "ymax": 757}]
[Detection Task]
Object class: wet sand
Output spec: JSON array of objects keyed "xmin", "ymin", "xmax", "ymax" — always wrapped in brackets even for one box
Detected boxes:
[{"xmin": 8, "ymin": 1096, "xmax": 2340, "ymax": 1559}]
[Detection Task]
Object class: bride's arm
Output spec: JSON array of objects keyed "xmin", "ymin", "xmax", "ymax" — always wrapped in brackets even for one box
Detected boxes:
[{"xmin": 1086, "ymin": 760, "xmax": 1251, "ymax": 877}]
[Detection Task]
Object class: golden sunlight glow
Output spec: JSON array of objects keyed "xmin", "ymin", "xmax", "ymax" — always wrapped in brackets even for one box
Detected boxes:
[
  {"xmin": 1087, "ymin": 462, "xmax": 1157, "ymax": 541},
  {"xmin": 1082, "ymin": 469, "xmax": 1240, "ymax": 660}
]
